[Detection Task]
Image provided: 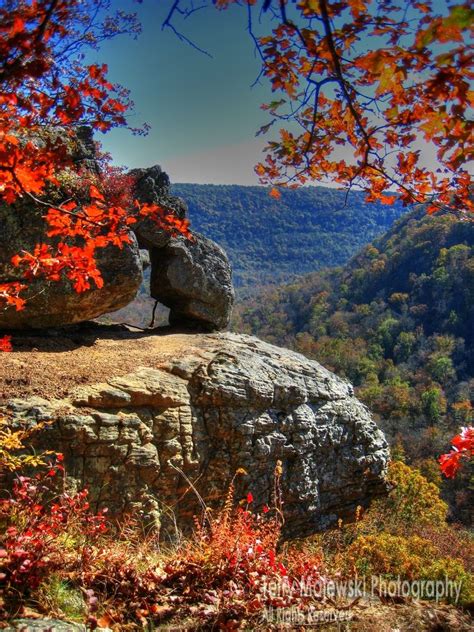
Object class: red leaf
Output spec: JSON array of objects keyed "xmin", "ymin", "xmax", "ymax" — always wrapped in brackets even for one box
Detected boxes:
[
  {"xmin": 89, "ymin": 184, "xmax": 105, "ymax": 202},
  {"xmin": 0, "ymin": 335, "xmax": 12, "ymax": 352}
]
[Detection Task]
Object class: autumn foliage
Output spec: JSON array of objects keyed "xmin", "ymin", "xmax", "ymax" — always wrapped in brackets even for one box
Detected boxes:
[
  {"xmin": 170, "ymin": 1, "xmax": 473, "ymax": 213},
  {"xmin": 0, "ymin": 462, "xmax": 108, "ymax": 591},
  {"xmin": 0, "ymin": 1, "xmax": 190, "ymax": 317},
  {"xmin": 439, "ymin": 427, "xmax": 474, "ymax": 478},
  {"xmin": 0, "ymin": 410, "xmax": 472, "ymax": 624},
  {"xmin": 0, "ymin": 443, "xmax": 472, "ymax": 626}
]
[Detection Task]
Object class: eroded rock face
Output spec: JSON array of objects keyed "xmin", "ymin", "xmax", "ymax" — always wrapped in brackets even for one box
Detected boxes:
[
  {"xmin": 3, "ymin": 332, "xmax": 389, "ymax": 540},
  {"xmin": 150, "ymin": 233, "xmax": 234, "ymax": 331},
  {"xmin": 131, "ymin": 165, "xmax": 234, "ymax": 330}
]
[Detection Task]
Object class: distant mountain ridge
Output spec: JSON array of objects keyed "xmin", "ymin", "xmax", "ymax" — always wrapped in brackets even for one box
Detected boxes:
[{"xmin": 172, "ymin": 183, "xmax": 405, "ymax": 290}]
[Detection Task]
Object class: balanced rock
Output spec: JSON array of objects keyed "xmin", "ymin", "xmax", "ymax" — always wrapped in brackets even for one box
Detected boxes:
[
  {"xmin": 1, "ymin": 330, "xmax": 389, "ymax": 540},
  {"xmin": 130, "ymin": 165, "xmax": 234, "ymax": 330},
  {"xmin": 150, "ymin": 233, "xmax": 234, "ymax": 330},
  {"xmin": 0, "ymin": 138, "xmax": 233, "ymax": 330}
]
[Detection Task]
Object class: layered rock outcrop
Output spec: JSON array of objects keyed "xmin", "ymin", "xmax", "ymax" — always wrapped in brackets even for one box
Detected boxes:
[{"xmin": 1, "ymin": 330, "xmax": 389, "ymax": 540}]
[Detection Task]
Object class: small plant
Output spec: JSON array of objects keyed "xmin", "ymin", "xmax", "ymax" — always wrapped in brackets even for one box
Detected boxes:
[
  {"xmin": 0, "ymin": 414, "xmax": 55, "ymax": 474},
  {"xmin": 0, "ymin": 460, "xmax": 107, "ymax": 595},
  {"xmin": 37, "ymin": 575, "xmax": 86, "ymax": 622},
  {"xmin": 362, "ymin": 460, "xmax": 448, "ymax": 535}
]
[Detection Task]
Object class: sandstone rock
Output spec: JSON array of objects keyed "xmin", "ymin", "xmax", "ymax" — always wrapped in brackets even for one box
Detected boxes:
[
  {"xmin": 150, "ymin": 233, "xmax": 234, "ymax": 331},
  {"xmin": 2, "ymin": 332, "xmax": 389, "ymax": 540},
  {"xmin": 0, "ymin": 126, "xmax": 144, "ymax": 330},
  {"xmin": 128, "ymin": 165, "xmax": 234, "ymax": 331},
  {"xmin": 130, "ymin": 165, "xmax": 188, "ymax": 249},
  {"xmin": 0, "ymin": 154, "xmax": 233, "ymax": 332},
  {"xmin": 0, "ymin": 204, "xmax": 142, "ymax": 331}
]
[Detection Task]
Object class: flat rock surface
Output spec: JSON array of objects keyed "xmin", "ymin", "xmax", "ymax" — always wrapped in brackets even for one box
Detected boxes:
[{"xmin": 0, "ymin": 325, "xmax": 202, "ymax": 402}]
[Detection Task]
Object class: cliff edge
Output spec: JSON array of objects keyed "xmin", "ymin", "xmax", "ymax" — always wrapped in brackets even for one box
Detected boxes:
[{"xmin": 1, "ymin": 327, "xmax": 389, "ymax": 540}]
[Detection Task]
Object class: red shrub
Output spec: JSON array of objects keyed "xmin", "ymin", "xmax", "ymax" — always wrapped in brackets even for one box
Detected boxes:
[{"xmin": 0, "ymin": 458, "xmax": 107, "ymax": 591}]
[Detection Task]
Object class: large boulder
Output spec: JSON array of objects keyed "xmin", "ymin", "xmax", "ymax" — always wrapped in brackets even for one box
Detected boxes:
[
  {"xmin": 150, "ymin": 233, "xmax": 234, "ymax": 330},
  {"xmin": 128, "ymin": 164, "xmax": 234, "ymax": 331},
  {"xmin": 0, "ymin": 217, "xmax": 142, "ymax": 330},
  {"xmin": 0, "ymin": 126, "xmax": 143, "ymax": 329},
  {"xmin": 1, "ymin": 330, "xmax": 389, "ymax": 540},
  {"xmin": 0, "ymin": 155, "xmax": 233, "ymax": 331}
]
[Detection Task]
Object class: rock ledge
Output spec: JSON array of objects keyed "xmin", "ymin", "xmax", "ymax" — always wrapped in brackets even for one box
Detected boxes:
[{"xmin": 2, "ymin": 331, "xmax": 389, "ymax": 539}]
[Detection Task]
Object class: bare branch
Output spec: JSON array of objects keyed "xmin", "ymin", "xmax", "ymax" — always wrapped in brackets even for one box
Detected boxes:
[{"xmin": 162, "ymin": 0, "xmax": 212, "ymax": 57}]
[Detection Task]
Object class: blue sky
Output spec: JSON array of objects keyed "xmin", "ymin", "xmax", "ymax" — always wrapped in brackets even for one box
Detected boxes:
[
  {"xmin": 93, "ymin": 1, "xmax": 273, "ymax": 184},
  {"xmin": 93, "ymin": 1, "xmax": 452, "ymax": 185}
]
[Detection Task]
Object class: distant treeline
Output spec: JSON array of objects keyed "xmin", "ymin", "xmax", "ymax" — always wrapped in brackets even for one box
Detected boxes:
[{"xmin": 172, "ymin": 184, "xmax": 405, "ymax": 290}]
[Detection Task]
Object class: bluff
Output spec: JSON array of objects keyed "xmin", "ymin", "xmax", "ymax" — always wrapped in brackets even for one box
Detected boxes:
[
  {"xmin": 0, "ymin": 328, "xmax": 389, "ymax": 540},
  {"xmin": 0, "ymin": 135, "xmax": 389, "ymax": 539}
]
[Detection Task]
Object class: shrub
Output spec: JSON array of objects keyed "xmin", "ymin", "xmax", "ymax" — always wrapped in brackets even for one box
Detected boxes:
[
  {"xmin": 364, "ymin": 461, "xmax": 448, "ymax": 535},
  {"xmin": 0, "ymin": 415, "xmax": 54, "ymax": 474},
  {"xmin": 0, "ymin": 462, "xmax": 107, "ymax": 594},
  {"xmin": 345, "ymin": 533, "xmax": 473, "ymax": 605}
]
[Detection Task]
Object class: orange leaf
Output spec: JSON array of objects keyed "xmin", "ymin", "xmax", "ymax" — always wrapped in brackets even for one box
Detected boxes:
[
  {"xmin": 0, "ymin": 335, "xmax": 12, "ymax": 352},
  {"xmin": 89, "ymin": 184, "xmax": 105, "ymax": 202},
  {"xmin": 269, "ymin": 187, "xmax": 281, "ymax": 199}
]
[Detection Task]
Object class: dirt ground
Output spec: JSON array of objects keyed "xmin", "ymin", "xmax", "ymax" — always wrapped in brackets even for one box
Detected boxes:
[{"xmin": 0, "ymin": 323, "xmax": 204, "ymax": 403}]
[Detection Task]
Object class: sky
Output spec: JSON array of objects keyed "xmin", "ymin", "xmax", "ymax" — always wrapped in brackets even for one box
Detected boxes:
[
  {"xmin": 92, "ymin": 1, "xmax": 452, "ymax": 186},
  {"xmin": 93, "ymin": 1, "xmax": 273, "ymax": 184}
]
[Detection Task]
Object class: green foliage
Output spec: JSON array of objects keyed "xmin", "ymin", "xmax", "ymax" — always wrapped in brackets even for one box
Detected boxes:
[
  {"xmin": 234, "ymin": 208, "xmax": 474, "ymax": 523},
  {"xmin": 38, "ymin": 576, "xmax": 86, "ymax": 622},
  {"xmin": 345, "ymin": 534, "xmax": 473, "ymax": 605},
  {"xmin": 421, "ymin": 388, "xmax": 446, "ymax": 424},
  {"xmin": 172, "ymin": 184, "xmax": 404, "ymax": 289},
  {"xmin": 370, "ymin": 461, "xmax": 448, "ymax": 533}
]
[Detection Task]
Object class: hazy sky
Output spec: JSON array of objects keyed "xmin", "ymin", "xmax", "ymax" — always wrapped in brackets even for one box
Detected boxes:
[
  {"xmin": 94, "ymin": 1, "xmax": 272, "ymax": 184},
  {"xmin": 93, "ymin": 1, "xmax": 451, "ymax": 185}
]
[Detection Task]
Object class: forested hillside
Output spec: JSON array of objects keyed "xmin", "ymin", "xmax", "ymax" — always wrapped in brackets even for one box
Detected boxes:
[
  {"xmin": 234, "ymin": 208, "xmax": 474, "ymax": 524},
  {"xmin": 172, "ymin": 184, "xmax": 404, "ymax": 289}
]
